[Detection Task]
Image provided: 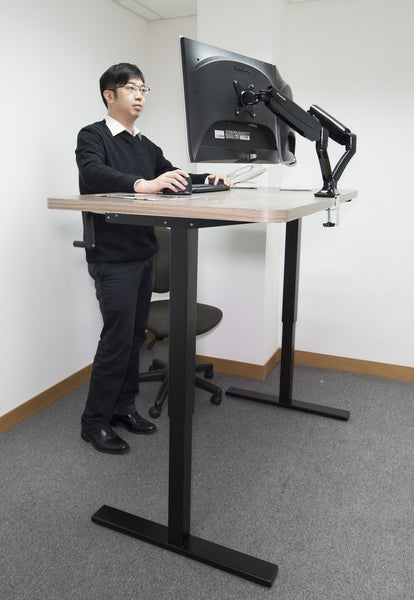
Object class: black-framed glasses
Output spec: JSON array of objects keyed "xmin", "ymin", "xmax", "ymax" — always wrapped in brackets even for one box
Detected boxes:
[{"xmin": 110, "ymin": 83, "xmax": 150, "ymax": 95}]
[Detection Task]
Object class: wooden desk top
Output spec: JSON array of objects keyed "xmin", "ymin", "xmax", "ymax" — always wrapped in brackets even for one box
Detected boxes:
[{"xmin": 47, "ymin": 187, "xmax": 357, "ymax": 224}]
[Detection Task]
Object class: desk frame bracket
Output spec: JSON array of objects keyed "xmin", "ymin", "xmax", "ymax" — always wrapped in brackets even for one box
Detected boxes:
[{"xmin": 226, "ymin": 218, "xmax": 350, "ymax": 421}]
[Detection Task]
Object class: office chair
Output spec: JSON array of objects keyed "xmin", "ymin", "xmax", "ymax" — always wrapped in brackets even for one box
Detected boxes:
[{"xmin": 139, "ymin": 227, "xmax": 223, "ymax": 418}]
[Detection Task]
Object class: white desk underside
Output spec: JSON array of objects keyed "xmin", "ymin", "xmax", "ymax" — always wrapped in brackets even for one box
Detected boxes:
[{"xmin": 48, "ymin": 188, "xmax": 357, "ymax": 224}]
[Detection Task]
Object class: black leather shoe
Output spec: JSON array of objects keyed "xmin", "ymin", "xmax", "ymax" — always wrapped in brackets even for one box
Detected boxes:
[
  {"xmin": 110, "ymin": 411, "xmax": 157, "ymax": 434},
  {"xmin": 81, "ymin": 426, "xmax": 130, "ymax": 454}
]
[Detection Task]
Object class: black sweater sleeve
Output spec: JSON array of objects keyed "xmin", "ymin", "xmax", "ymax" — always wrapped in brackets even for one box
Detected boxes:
[{"xmin": 76, "ymin": 121, "xmax": 209, "ymax": 194}]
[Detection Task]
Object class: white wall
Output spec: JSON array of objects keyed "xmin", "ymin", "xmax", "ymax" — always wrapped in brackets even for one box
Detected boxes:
[
  {"xmin": 144, "ymin": 17, "xmax": 197, "ymax": 171},
  {"xmin": 283, "ymin": 0, "xmax": 414, "ymax": 366},
  {"xmin": 0, "ymin": 0, "xmax": 150, "ymax": 418}
]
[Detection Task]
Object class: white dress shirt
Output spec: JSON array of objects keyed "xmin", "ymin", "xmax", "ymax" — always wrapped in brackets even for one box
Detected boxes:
[{"xmin": 105, "ymin": 115, "xmax": 141, "ymax": 138}]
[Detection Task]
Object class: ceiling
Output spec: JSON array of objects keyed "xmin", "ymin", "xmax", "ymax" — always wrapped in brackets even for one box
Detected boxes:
[
  {"xmin": 112, "ymin": 1, "xmax": 318, "ymax": 21},
  {"xmin": 112, "ymin": 0, "xmax": 197, "ymax": 21}
]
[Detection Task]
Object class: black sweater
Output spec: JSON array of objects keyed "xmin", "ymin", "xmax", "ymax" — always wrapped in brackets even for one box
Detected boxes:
[{"xmin": 75, "ymin": 120, "xmax": 207, "ymax": 263}]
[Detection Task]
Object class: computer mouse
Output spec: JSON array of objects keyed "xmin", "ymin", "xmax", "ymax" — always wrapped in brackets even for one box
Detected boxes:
[{"xmin": 162, "ymin": 178, "xmax": 192, "ymax": 195}]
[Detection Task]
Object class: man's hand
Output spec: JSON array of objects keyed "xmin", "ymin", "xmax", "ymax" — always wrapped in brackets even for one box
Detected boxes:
[
  {"xmin": 134, "ymin": 170, "xmax": 190, "ymax": 194},
  {"xmin": 207, "ymin": 174, "xmax": 232, "ymax": 188}
]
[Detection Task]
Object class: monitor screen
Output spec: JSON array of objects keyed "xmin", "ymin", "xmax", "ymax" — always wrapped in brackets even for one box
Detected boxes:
[{"xmin": 180, "ymin": 37, "xmax": 296, "ymax": 165}]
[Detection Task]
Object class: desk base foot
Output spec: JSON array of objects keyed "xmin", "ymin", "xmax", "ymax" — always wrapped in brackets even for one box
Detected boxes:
[
  {"xmin": 92, "ymin": 505, "xmax": 278, "ymax": 587},
  {"xmin": 226, "ymin": 388, "xmax": 350, "ymax": 421}
]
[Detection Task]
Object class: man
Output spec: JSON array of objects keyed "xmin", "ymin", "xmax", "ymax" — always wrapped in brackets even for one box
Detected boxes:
[{"xmin": 76, "ymin": 63, "xmax": 230, "ymax": 454}]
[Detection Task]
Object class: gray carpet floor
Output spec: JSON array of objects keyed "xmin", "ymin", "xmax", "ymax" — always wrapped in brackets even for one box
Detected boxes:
[{"xmin": 1, "ymin": 341, "xmax": 413, "ymax": 600}]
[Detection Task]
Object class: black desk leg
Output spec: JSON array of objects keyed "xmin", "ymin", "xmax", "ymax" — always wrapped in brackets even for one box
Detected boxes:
[
  {"xmin": 167, "ymin": 225, "xmax": 199, "ymax": 544},
  {"xmin": 227, "ymin": 218, "xmax": 350, "ymax": 421},
  {"xmin": 92, "ymin": 224, "xmax": 278, "ymax": 587}
]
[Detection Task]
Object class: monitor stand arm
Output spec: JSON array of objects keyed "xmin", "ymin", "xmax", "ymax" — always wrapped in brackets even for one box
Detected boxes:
[
  {"xmin": 233, "ymin": 82, "xmax": 356, "ymax": 198},
  {"xmin": 314, "ymin": 125, "xmax": 337, "ymax": 198},
  {"xmin": 309, "ymin": 105, "xmax": 357, "ymax": 198}
]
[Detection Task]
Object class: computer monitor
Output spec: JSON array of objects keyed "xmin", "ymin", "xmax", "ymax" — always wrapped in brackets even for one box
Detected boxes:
[{"xmin": 180, "ymin": 37, "xmax": 296, "ymax": 165}]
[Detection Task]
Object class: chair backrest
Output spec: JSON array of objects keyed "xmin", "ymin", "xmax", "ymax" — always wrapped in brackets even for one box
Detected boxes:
[{"xmin": 153, "ymin": 227, "xmax": 170, "ymax": 293}]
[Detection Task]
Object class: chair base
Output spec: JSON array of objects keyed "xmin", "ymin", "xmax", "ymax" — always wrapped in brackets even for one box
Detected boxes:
[{"xmin": 139, "ymin": 359, "xmax": 222, "ymax": 418}]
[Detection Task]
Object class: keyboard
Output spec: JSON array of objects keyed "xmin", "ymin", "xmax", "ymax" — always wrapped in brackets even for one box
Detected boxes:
[{"xmin": 191, "ymin": 183, "xmax": 230, "ymax": 193}]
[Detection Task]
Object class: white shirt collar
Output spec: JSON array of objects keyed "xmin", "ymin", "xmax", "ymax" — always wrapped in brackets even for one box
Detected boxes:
[{"xmin": 105, "ymin": 115, "xmax": 141, "ymax": 138}]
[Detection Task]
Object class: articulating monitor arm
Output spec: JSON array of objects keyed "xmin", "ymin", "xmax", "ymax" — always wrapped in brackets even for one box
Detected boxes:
[
  {"xmin": 308, "ymin": 104, "xmax": 357, "ymax": 197},
  {"xmin": 233, "ymin": 82, "xmax": 356, "ymax": 198}
]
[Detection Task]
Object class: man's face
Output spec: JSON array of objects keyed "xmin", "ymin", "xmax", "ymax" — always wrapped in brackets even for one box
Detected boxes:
[{"xmin": 104, "ymin": 77, "xmax": 147, "ymax": 124}]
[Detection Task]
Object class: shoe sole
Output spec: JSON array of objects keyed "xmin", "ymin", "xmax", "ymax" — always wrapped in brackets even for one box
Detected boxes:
[{"xmin": 81, "ymin": 431, "xmax": 130, "ymax": 454}]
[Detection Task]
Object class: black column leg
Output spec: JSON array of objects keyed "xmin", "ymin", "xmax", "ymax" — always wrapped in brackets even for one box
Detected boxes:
[
  {"xmin": 167, "ymin": 225, "xmax": 198, "ymax": 545},
  {"xmin": 279, "ymin": 218, "xmax": 301, "ymax": 404},
  {"xmin": 226, "ymin": 219, "xmax": 350, "ymax": 421},
  {"xmin": 91, "ymin": 222, "xmax": 278, "ymax": 586}
]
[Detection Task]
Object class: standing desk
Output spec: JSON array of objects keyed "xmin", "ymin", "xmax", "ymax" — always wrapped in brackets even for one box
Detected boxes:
[{"xmin": 48, "ymin": 187, "xmax": 357, "ymax": 587}]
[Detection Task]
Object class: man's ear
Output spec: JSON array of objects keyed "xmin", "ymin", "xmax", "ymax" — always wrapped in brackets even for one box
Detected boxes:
[{"xmin": 103, "ymin": 89, "xmax": 114, "ymax": 105}]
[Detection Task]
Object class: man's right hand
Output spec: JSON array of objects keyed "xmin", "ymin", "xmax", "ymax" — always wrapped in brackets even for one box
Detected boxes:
[{"xmin": 134, "ymin": 169, "xmax": 190, "ymax": 194}]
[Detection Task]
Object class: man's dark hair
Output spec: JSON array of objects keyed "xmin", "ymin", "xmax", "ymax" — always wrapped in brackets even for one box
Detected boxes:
[{"xmin": 99, "ymin": 63, "xmax": 145, "ymax": 107}]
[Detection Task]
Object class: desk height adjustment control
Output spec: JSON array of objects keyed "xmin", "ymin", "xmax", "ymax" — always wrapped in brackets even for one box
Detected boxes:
[{"xmin": 73, "ymin": 212, "xmax": 95, "ymax": 249}]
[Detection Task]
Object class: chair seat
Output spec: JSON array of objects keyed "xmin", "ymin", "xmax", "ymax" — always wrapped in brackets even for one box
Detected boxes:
[
  {"xmin": 140, "ymin": 226, "xmax": 223, "ymax": 418},
  {"xmin": 147, "ymin": 300, "xmax": 223, "ymax": 340}
]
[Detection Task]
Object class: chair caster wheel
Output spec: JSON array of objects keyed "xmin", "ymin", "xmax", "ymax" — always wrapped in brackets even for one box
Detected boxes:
[
  {"xmin": 204, "ymin": 367, "xmax": 213, "ymax": 379},
  {"xmin": 211, "ymin": 392, "xmax": 222, "ymax": 406},
  {"xmin": 149, "ymin": 406, "xmax": 161, "ymax": 418},
  {"xmin": 151, "ymin": 359, "xmax": 165, "ymax": 371}
]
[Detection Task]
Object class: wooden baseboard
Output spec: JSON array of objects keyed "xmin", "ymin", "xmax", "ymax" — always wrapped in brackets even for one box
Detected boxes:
[
  {"xmin": 2, "ymin": 349, "xmax": 412, "ymax": 435},
  {"xmin": 202, "ymin": 349, "xmax": 414, "ymax": 383},
  {"xmin": 0, "ymin": 365, "xmax": 92, "ymax": 436},
  {"xmin": 294, "ymin": 350, "xmax": 414, "ymax": 383},
  {"xmin": 196, "ymin": 348, "xmax": 281, "ymax": 381}
]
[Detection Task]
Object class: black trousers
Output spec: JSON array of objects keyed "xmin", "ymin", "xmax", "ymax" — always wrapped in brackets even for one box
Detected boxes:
[{"xmin": 81, "ymin": 258, "xmax": 154, "ymax": 431}]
